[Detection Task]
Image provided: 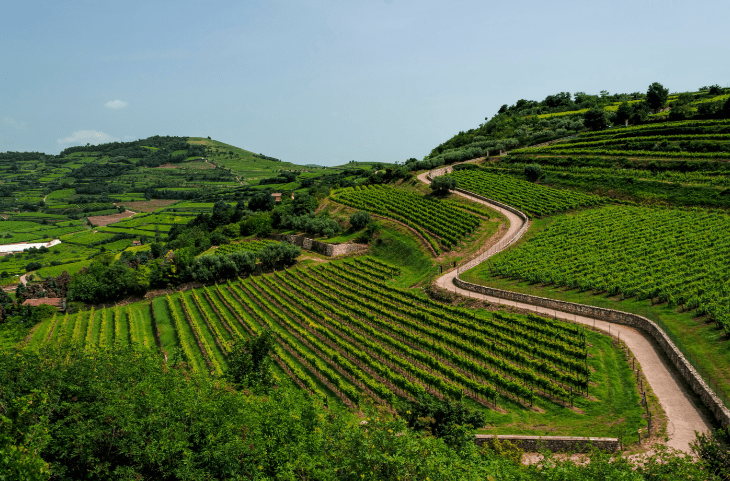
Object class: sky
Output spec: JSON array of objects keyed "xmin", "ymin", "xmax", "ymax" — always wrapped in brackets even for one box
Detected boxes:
[{"xmin": 2, "ymin": 0, "xmax": 729, "ymax": 166}]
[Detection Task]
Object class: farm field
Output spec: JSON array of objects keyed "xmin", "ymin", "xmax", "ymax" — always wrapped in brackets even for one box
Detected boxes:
[
  {"xmin": 25, "ymin": 258, "xmax": 646, "ymax": 440},
  {"xmin": 512, "ymin": 119, "xmax": 730, "ymax": 160},
  {"xmin": 446, "ymin": 168, "xmax": 605, "ymax": 217},
  {"xmin": 199, "ymin": 239, "xmax": 279, "ymax": 257},
  {"xmin": 462, "ymin": 205, "xmax": 730, "ymax": 408},
  {"xmin": 331, "ymin": 184, "xmax": 482, "ymax": 252}
]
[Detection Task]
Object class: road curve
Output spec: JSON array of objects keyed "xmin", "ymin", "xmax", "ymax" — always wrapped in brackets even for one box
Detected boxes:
[{"xmin": 418, "ymin": 167, "xmax": 712, "ymax": 452}]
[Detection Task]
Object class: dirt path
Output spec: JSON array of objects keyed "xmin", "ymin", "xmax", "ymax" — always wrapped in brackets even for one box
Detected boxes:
[{"xmin": 419, "ymin": 167, "xmax": 713, "ymax": 453}]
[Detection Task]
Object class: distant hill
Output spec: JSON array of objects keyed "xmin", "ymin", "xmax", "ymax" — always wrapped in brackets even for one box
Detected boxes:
[{"xmin": 408, "ymin": 83, "xmax": 730, "ymax": 172}]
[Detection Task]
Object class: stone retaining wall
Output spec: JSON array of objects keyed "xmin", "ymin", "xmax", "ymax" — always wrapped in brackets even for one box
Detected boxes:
[
  {"xmin": 272, "ymin": 234, "xmax": 367, "ymax": 257},
  {"xmin": 454, "ymin": 277, "xmax": 730, "ymax": 429},
  {"xmin": 475, "ymin": 435, "xmax": 619, "ymax": 453}
]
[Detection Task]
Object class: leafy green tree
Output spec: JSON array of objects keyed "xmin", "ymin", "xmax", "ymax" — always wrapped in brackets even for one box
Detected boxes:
[
  {"xmin": 723, "ymin": 96, "xmax": 730, "ymax": 118},
  {"xmin": 615, "ymin": 101, "xmax": 633, "ymax": 124},
  {"xmin": 291, "ymin": 192, "xmax": 318, "ymax": 215},
  {"xmin": 226, "ymin": 331, "xmax": 275, "ymax": 390},
  {"xmin": 583, "ymin": 108, "xmax": 607, "ymax": 130},
  {"xmin": 524, "ymin": 164, "xmax": 544, "ymax": 182},
  {"xmin": 692, "ymin": 427, "xmax": 730, "ymax": 479},
  {"xmin": 0, "ymin": 414, "xmax": 51, "ymax": 480},
  {"xmin": 399, "ymin": 394, "xmax": 486, "ymax": 450},
  {"xmin": 431, "ymin": 175, "xmax": 457, "ymax": 194},
  {"xmin": 709, "ymin": 84, "xmax": 723, "ymax": 95},
  {"xmin": 646, "ymin": 81, "xmax": 669, "ymax": 111},
  {"xmin": 239, "ymin": 212, "xmax": 273, "ymax": 237},
  {"xmin": 248, "ymin": 192, "xmax": 275, "ymax": 212},
  {"xmin": 349, "ymin": 211, "xmax": 371, "ymax": 230},
  {"xmin": 211, "ymin": 200, "xmax": 231, "ymax": 226}
]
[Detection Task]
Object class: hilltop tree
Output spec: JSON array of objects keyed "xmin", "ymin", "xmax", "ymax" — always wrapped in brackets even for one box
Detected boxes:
[
  {"xmin": 614, "ymin": 101, "xmax": 633, "ymax": 125},
  {"xmin": 583, "ymin": 108, "xmax": 607, "ymax": 131},
  {"xmin": 646, "ymin": 82, "xmax": 669, "ymax": 111}
]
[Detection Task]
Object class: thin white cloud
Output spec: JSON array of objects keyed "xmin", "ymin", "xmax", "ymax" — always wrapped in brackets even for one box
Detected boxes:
[
  {"xmin": 104, "ymin": 100, "xmax": 129, "ymax": 109},
  {"xmin": 3, "ymin": 117, "xmax": 28, "ymax": 131},
  {"xmin": 57, "ymin": 130, "xmax": 119, "ymax": 145}
]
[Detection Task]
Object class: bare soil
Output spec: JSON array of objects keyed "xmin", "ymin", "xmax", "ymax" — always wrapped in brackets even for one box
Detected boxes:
[{"xmin": 87, "ymin": 210, "xmax": 136, "ymax": 227}]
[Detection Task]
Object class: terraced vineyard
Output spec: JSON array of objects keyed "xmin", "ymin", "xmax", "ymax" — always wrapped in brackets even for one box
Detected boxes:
[
  {"xmin": 489, "ymin": 205, "xmax": 730, "ymax": 334},
  {"xmin": 29, "ymin": 260, "xmax": 594, "ymax": 412},
  {"xmin": 331, "ymin": 185, "xmax": 481, "ymax": 252},
  {"xmin": 512, "ymin": 119, "xmax": 730, "ymax": 160},
  {"xmin": 447, "ymin": 168, "xmax": 604, "ymax": 217},
  {"xmin": 201, "ymin": 239, "xmax": 279, "ymax": 256}
]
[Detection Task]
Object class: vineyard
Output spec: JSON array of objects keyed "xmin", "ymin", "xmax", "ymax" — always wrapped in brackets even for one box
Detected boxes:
[
  {"xmin": 331, "ymin": 185, "xmax": 481, "ymax": 252},
  {"xmin": 200, "ymin": 239, "xmax": 279, "ymax": 256},
  {"xmin": 446, "ymin": 168, "xmax": 604, "ymax": 217},
  {"xmin": 27, "ymin": 259, "xmax": 608, "ymax": 416},
  {"xmin": 512, "ymin": 119, "xmax": 730, "ymax": 160},
  {"xmin": 487, "ymin": 205, "xmax": 730, "ymax": 335}
]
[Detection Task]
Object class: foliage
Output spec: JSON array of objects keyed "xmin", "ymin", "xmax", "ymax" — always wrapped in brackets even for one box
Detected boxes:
[
  {"xmin": 523, "ymin": 164, "xmax": 544, "ymax": 182},
  {"xmin": 248, "ymin": 191, "xmax": 275, "ymax": 212},
  {"xmin": 646, "ymin": 82, "xmax": 670, "ymax": 111},
  {"xmin": 226, "ymin": 330, "xmax": 275, "ymax": 390},
  {"xmin": 431, "ymin": 174, "xmax": 458, "ymax": 193},
  {"xmin": 0, "ymin": 345, "xmax": 529, "ymax": 480},
  {"xmin": 399, "ymin": 394, "xmax": 487, "ymax": 450},
  {"xmin": 279, "ymin": 213, "xmax": 342, "ymax": 238},
  {"xmin": 692, "ymin": 427, "xmax": 730, "ymax": 479},
  {"xmin": 348, "ymin": 210, "xmax": 371, "ymax": 230},
  {"xmin": 584, "ymin": 108, "xmax": 608, "ymax": 131}
]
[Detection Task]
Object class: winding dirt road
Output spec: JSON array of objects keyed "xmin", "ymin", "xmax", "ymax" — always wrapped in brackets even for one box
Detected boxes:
[{"xmin": 417, "ymin": 168, "xmax": 712, "ymax": 452}]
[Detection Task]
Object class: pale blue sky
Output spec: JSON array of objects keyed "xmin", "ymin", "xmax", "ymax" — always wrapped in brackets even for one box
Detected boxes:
[{"xmin": 2, "ymin": 0, "xmax": 729, "ymax": 165}]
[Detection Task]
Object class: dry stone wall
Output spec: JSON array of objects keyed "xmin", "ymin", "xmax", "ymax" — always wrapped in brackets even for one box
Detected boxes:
[
  {"xmin": 475, "ymin": 435, "xmax": 619, "ymax": 453},
  {"xmin": 454, "ymin": 277, "xmax": 730, "ymax": 429},
  {"xmin": 272, "ymin": 234, "xmax": 367, "ymax": 257}
]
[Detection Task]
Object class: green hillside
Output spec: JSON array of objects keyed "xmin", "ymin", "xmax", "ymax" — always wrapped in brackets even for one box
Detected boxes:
[
  {"xmin": 3, "ymin": 82, "xmax": 730, "ymax": 477},
  {"xmin": 437, "ymin": 83, "xmax": 730, "ymax": 409}
]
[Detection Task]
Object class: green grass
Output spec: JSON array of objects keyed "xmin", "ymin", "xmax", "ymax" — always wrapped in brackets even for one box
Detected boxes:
[
  {"xmin": 36, "ymin": 259, "xmax": 90, "ymax": 277},
  {"xmin": 476, "ymin": 324, "xmax": 645, "ymax": 442},
  {"xmin": 368, "ymin": 225, "xmax": 435, "ymax": 288}
]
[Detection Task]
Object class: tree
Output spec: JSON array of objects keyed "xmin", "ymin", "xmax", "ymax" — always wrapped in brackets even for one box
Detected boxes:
[
  {"xmin": 291, "ymin": 192, "xmax": 318, "ymax": 215},
  {"xmin": 583, "ymin": 108, "xmax": 607, "ymax": 131},
  {"xmin": 524, "ymin": 164, "xmax": 544, "ymax": 182},
  {"xmin": 723, "ymin": 97, "xmax": 730, "ymax": 118},
  {"xmin": 431, "ymin": 175, "xmax": 457, "ymax": 194},
  {"xmin": 646, "ymin": 82, "xmax": 669, "ymax": 111},
  {"xmin": 248, "ymin": 192, "xmax": 275, "ymax": 212},
  {"xmin": 211, "ymin": 200, "xmax": 231, "ymax": 226},
  {"xmin": 226, "ymin": 330, "xmax": 275, "ymax": 390},
  {"xmin": 349, "ymin": 211, "xmax": 371, "ymax": 230},
  {"xmin": 614, "ymin": 101, "xmax": 633, "ymax": 125},
  {"xmin": 692, "ymin": 427, "xmax": 730, "ymax": 479}
]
